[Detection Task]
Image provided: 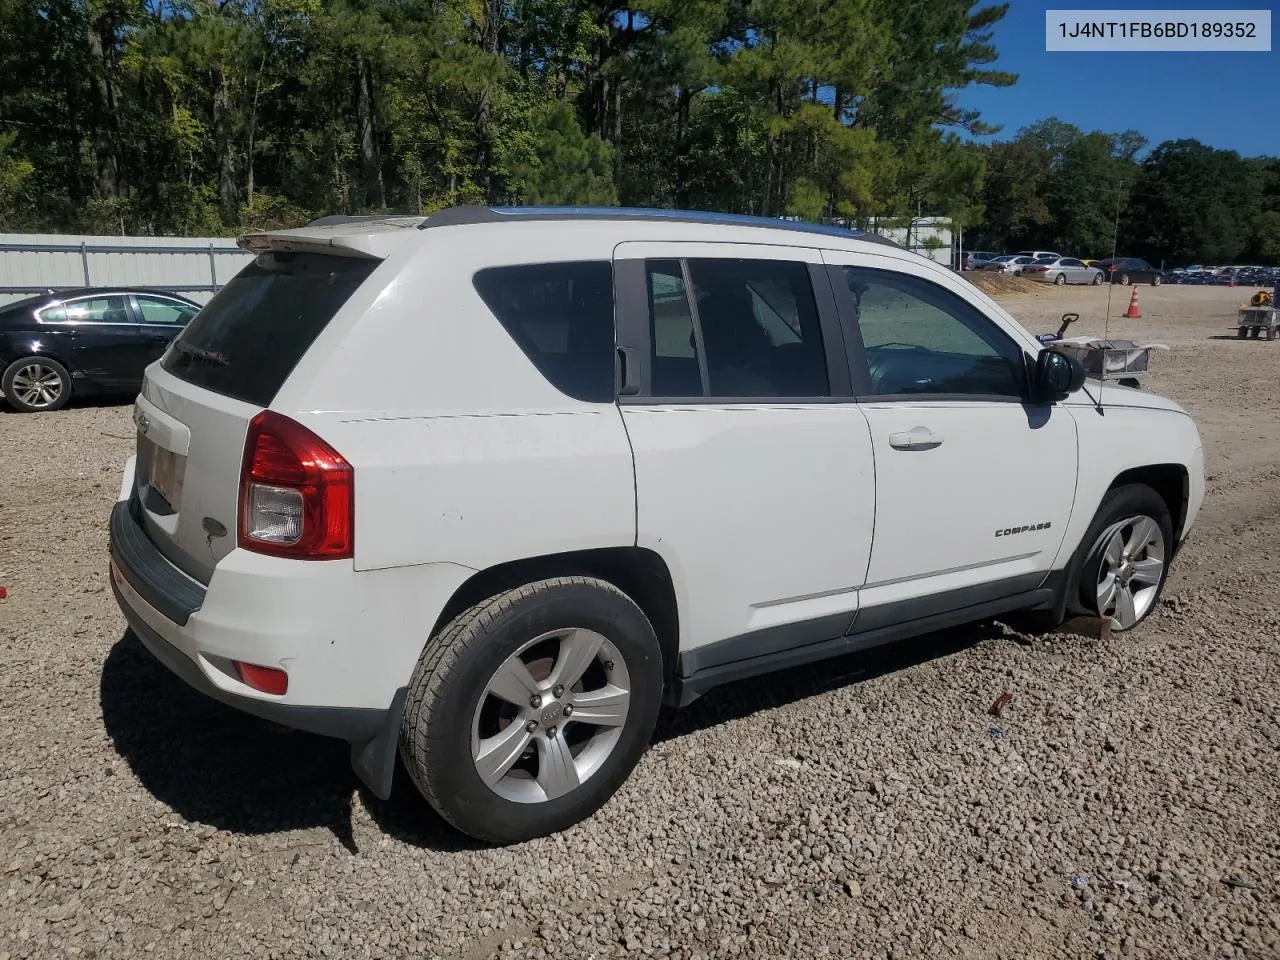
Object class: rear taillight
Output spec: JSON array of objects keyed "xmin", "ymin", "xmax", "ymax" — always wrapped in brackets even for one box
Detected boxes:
[{"xmin": 238, "ymin": 411, "xmax": 353, "ymax": 559}]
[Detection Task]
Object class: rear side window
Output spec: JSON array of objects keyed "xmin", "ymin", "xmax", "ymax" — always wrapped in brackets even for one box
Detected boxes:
[
  {"xmin": 472, "ymin": 261, "xmax": 615, "ymax": 403},
  {"xmin": 642, "ymin": 257, "xmax": 829, "ymax": 399},
  {"xmin": 161, "ymin": 251, "xmax": 378, "ymax": 407}
]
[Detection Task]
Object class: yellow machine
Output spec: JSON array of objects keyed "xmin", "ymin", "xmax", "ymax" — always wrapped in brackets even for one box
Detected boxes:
[{"xmin": 1250, "ymin": 290, "xmax": 1274, "ymax": 307}]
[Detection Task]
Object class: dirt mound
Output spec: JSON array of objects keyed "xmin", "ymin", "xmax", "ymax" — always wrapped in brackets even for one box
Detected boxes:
[{"xmin": 963, "ymin": 272, "xmax": 1052, "ymax": 297}]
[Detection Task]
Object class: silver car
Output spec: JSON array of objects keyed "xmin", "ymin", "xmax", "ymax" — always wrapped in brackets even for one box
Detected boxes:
[
  {"xmin": 979, "ymin": 254, "xmax": 1036, "ymax": 275},
  {"xmin": 1023, "ymin": 257, "xmax": 1104, "ymax": 285}
]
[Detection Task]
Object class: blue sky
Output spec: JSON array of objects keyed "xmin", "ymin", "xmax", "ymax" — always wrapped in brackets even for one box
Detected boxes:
[{"xmin": 957, "ymin": 1, "xmax": 1279, "ymax": 157}]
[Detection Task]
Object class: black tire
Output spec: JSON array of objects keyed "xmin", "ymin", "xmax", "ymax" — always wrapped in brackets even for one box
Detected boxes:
[
  {"xmin": 399, "ymin": 576, "xmax": 664, "ymax": 845},
  {"xmin": 1237, "ymin": 326, "xmax": 1249, "ymax": 339},
  {"xmin": 1119, "ymin": 273, "xmax": 1131, "ymax": 286},
  {"xmin": 1151, "ymin": 274, "xmax": 1162, "ymax": 286},
  {"xmin": 1073, "ymin": 484, "xmax": 1174, "ymax": 631},
  {"xmin": 1267, "ymin": 326, "xmax": 1276, "ymax": 341},
  {"xmin": 1251, "ymin": 327, "xmax": 1261, "ymax": 339},
  {"xmin": 2, "ymin": 356, "xmax": 72, "ymax": 412},
  {"xmin": 1091, "ymin": 272, "xmax": 1103, "ymax": 285},
  {"xmin": 1007, "ymin": 483, "xmax": 1173, "ymax": 636},
  {"xmin": 1054, "ymin": 273, "xmax": 1066, "ymax": 286}
]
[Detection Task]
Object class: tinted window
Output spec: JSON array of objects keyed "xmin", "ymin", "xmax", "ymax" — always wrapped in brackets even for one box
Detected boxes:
[
  {"xmin": 1061, "ymin": 258, "xmax": 1084, "ymax": 267},
  {"xmin": 644, "ymin": 257, "xmax": 829, "ymax": 398},
  {"xmin": 161, "ymin": 251, "xmax": 378, "ymax": 407},
  {"xmin": 472, "ymin": 260, "xmax": 615, "ymax": 403},
  {"xmin": 136, "ymin": 295, "xmax": 199, "ymax": 325},
  {"xmin": 840, "ymin": 267, "xmax": 1026, "ymax": 399},
  {"xmin": 646, "ymin": 260, "xmax": 702, "ymax": 396},
  {"xmin": 44, "ymin": 296, "xmax": 131, "ymax": 324}
]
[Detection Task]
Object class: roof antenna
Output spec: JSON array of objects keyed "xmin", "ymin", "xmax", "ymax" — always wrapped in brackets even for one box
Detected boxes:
[{"xmin": 1096, "ymin": 177, "xmax": 1124, "ymax": 412}]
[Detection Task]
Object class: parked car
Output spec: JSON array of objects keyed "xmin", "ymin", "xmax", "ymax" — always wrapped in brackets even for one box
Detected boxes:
[
  {"xmin": 1094, "ymin": 257, "xmax": 1164, "ymax": 286},
  {"xmin": 1016, "ymin": 250, "xmax": 1064, "ymax": 261},
  {"xmin": 107, "ymin": 206, "xmax": 1205, "ymax": 845},
  {"xmin": 1022, "ymin": 257, "xmax": 1105, "ymax": 286},
  {"xmin": 0, "ymin": 288, "xmax": 201, "ymax": 413},
  {"xmin": 978, "ymin": 254, "xmax": 1036, "ymax": 275},
  {"xmin": 963, "ymin": 250, "xmax": 1000, "ymax": 270}
]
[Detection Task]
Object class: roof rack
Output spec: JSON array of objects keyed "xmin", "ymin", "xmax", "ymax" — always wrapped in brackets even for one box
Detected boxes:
[
  {"xmin": 305, "ymin": 214, "xmax": 424, "ymax": 227},
  {"xmin": 415, "ymin": 205, "xmax": 902, "ymax": 248}
]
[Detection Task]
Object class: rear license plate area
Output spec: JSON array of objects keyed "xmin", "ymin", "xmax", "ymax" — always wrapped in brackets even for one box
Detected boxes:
[{"xmin": 138, "ymin": 432, "xmax": 185, "ymax": 514}]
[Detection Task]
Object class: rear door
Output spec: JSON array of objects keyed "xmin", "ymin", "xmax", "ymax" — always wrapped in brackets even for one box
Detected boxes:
[
  {"xmin": 130, "ymin": 294, "xmax": 200, "ymax": 374},
  {"xmin": 613, "ymin": 240, "xmax": 876, "ymax": 670},
  {"xmin": 1059, "ymin": 258, "xmax": 1087, "ymax": 283},
  {"xmin": 822, "ymin": 249, "xmax": 1078, "ymax": 613},
  {"xmin": 133, "ymin": 249, "xmax": 381, "ymax": 583}
]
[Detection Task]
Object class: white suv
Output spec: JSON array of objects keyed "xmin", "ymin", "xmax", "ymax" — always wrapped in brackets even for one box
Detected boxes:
[{"xmin": 108, "ymin": 206, "xmax": 1204, "ymax": 844}]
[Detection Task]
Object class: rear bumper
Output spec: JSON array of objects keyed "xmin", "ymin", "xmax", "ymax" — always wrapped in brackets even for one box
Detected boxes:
[
  {"xmin": 106, "ymin": 490, "xmax": 469, "ymax": 799},
  {"xmin": 110, "ymin": 571, "xmax": 385, "ymax": 745}
]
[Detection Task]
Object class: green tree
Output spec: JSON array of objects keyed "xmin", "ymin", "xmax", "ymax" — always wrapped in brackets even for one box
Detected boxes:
[{"xmin": 510, "ymin": 100, "xmax": 617, "ymax": 204}]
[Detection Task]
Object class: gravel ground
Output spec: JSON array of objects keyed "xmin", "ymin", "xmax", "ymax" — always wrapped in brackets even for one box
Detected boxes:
[{"xmin": 1, "ymin": 284, "xmax": 1278, "ymax": 960}]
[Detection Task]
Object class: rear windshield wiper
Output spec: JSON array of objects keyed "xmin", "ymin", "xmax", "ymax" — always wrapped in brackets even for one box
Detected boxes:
[{"xmin": 172, "ymin": 340, "xmax": 228, "ymax": 366}]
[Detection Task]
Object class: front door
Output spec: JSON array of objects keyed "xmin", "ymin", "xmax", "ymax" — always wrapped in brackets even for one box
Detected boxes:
[
  {"xmin": 821, "ymin": 250, "xmax": 1079, "ymax": 615},
  {"xmin": 613, "ymin": 240, "xmax": 877, "ymax": 672},
  {"xmin": 48, "ymin": 294, "xmax": 146, "ymax": 387}
]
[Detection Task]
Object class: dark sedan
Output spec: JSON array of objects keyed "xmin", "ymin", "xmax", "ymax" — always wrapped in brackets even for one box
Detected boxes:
[
  {"xmin": 1094, "ymin": 257, "xmax": 1164, "ymax": 286},
  {"xmin": 0, "ymin": 288, "xmax": 201, "ymax": 412}
]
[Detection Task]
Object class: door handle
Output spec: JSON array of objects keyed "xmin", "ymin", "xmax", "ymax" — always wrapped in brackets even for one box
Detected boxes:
[
  {"xmin": 888, "ymin": 426, "xmax": 944, "ymax": 450},
  {"xmin": 149, "ymin": 334, "xmax": 169, "ymax": 342}
]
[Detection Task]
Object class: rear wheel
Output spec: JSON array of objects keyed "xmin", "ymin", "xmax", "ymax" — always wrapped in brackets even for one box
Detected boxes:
[
  {"xmin": 399, "ymin": 577, "xmax": 664, "ymax": 844},
  {"xmin": 1054, "ymin": 273, "xmax": 1066, "ymax": 286},
  {"xmin": 1152, "ymin": 274, "xmax": 1162, "ymax": 286},
  {"xmin": 1268, "ymin": 326, "xmax": 1277, "ymax": 341},
  {"xmin": 1119, "ymin": 273, "xmax": 1131, "ymax": 285},
  {"xmin": 2, "ymin": 356, "xmax": 72, "ymax": 412},
  {"xmin": 1237, "ymin": 326, "xmax": 1249, "ymax": 339}
]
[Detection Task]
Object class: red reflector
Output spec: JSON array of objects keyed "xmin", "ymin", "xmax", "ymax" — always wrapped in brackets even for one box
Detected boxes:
[{"xmin": 234, "ymin": 661, "xmax": 289, "ymax": 695}]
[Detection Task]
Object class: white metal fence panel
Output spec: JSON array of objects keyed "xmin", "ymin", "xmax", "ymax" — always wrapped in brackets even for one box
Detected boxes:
[{"xmin": 0, "ymin": 234, "xmax": 254, "ymax": 307}]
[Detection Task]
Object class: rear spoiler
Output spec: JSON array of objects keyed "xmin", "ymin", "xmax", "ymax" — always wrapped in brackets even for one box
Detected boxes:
[{"xmin": 238, "ymin": 216, "xmax": 425, "ymax": 260}]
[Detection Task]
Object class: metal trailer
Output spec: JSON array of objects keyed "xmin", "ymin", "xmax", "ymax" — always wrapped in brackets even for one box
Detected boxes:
[
  {"xmin": 1049, "ymin": 336, "xmax": 1170, "ymax": 389},
  {"xmin": 1236, "ymin": 305, "xmax": 1279, "ymax": 340}
]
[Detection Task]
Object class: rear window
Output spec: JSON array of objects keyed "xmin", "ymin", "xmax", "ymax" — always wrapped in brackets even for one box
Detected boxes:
[
  {"xmin": 472, "ymin": 261, "xmax": 615, "ymax": 402},
  {"xmin": 161, "ymin": 251, "xmax": 378, "ymax": 406}
]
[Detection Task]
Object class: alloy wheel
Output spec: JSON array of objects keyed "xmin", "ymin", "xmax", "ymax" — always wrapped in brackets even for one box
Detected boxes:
[
  {"xmin": 471, "ymin": 628, "xmax": 631, "ymax": 804},
  {"xmin": 1094, "ymin": 515, "xmax": 1165, "ymax": 630},
  {"xmin": 10, "ymin": 362, "xmax": 65, "ymax": 409}
]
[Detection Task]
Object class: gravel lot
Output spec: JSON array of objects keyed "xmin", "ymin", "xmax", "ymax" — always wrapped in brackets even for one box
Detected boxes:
[{"xmin": 2, "ymin": 284, "xmax": 1278, "ymax": 960}]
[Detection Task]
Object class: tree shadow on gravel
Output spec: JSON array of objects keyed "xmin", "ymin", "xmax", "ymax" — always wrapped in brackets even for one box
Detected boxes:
[
  {"xmin": 100, "ymin": 631, "xmax": 481, "ymax": 854},
  {"xmin": 652, "ymin": 620, "xmax": 1006, "ymax": 743}
]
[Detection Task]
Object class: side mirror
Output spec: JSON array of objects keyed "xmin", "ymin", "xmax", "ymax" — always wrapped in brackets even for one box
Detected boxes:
[{"xmin": 1033, "ymin": 347, "xmax": 1086, "ymax": 401}]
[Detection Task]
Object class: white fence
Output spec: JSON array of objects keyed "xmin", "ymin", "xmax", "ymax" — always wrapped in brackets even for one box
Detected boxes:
[{"xmin": 0, "ymin": 234, "xmax": 254, "ymax": 307}]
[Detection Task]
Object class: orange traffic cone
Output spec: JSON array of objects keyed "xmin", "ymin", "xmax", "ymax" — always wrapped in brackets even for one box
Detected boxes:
[{"xmin": 1124, "ymin": 286, "xmax": 1141, "ymax": 319}]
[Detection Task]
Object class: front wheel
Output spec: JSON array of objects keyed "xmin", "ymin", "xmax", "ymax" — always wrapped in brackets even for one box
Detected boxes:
[
  {"xmin": 1119, "ymin": 273, "xmax": 1131, "ymax": 286},
  {"xmin": 1077, "ymin": 485, "xmax": 1174, "ymax": 631},
  {"xmin": 399, "ymin": 577, "xmax": 664, "ymax": 844},
  {"xmin": 1091, "ymin": 273, "xmax": 1103, "ymax": 285},
  {"xmin": 1152, "ymin": 274, "xmax": 1162, "ymax": 286},
  {"xmin": 2, "ymin": 356, "xmax": 72, "ymax": 412}
]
